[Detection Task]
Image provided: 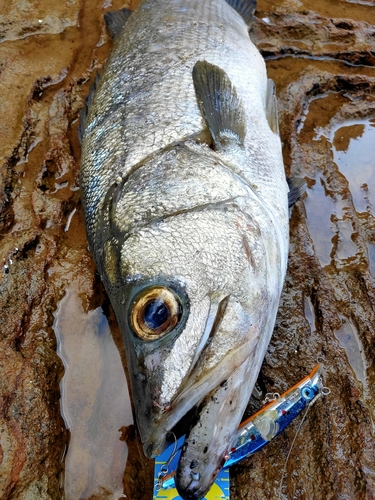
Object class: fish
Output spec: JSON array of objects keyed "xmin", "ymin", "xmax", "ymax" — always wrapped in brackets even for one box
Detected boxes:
[{"xmin": 79, "ymin": 0, "xmax": 290, "ymax": 498}]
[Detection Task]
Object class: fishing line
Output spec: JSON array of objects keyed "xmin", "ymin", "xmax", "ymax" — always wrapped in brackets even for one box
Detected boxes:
[{"xmin": 277, "ymin": 384, "xmax": 330, "ymax": 499}]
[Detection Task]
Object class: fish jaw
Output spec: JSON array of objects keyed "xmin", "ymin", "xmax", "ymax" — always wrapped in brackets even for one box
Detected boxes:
[
  {"xmin": 115, "ymin": 284, "xmax": 260, "ymax": 459},
  {"xmin": 175, "ymin": 359, "xmax": 256, "ymax": 500}
]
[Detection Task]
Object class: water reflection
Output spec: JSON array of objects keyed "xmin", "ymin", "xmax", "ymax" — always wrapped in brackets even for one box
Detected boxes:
[
  {"xmin": 368, "ymin": 243, "xmax": 375, "ymax": 277},
  {"xmin": 302, "ymin": 96, "xmax": 375, "ymax": 271},
  {"xmin": 335, "ymin": 318, "xmax": 368, "ymax": 389},
  {"xmin": 304, "ymin": 295, "xmax": 316, "ymax": 333},
  {"xmin": 53, "ymin": 290, "xmax": 133, "ymax": 500},
  {"xmin": 331, "ymin": 119, "xmax": 375, "ymax": 215},
  {"xmin": 304, "ymin": 176, "xmax": 335, "ymax": 267}
]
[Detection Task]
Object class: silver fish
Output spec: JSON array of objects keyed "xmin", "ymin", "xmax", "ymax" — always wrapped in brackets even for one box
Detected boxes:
[{"xmin": 80, "ymin": 0, "xmax": 289, "ymax": 498}]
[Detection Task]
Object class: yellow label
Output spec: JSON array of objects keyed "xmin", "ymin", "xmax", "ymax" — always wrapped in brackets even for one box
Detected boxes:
[{"xmin": 154, "ymin": 478, "xmax": 229, "ymax": 499}]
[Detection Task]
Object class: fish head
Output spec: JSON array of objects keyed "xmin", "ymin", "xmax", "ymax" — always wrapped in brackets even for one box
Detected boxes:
[{"xmin": 99, "ymin": 151, "xmax": 285, "ymax": 498}]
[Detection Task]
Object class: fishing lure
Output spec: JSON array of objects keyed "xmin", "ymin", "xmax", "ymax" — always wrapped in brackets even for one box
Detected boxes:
[{"xmin": 154, "ymin": 364, "xmax": 326, "ymax": 498}]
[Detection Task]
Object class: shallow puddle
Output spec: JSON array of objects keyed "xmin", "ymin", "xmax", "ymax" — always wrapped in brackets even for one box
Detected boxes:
[
  {"xmin": 368, "ymin": 243, "xmax": 375, "ymax": 277},
  {"xmin": 299, "ymin": 91, "xmax": 375, "ymax": 271},
  {"xmin": 304, "ymin": 295, "xmax": 316, "ymax": 333},
  {"xmin": 53, "ymin": 289, "xmax": 133, "ymax": 500},
  {"xmin": 335, "ymin": 318, "xmax": 368, "ymax": 389},
  {"xmin": 303, "ymin": 175, "xmax": 335, "ymax": 267},
  {"xmin": 331, "ymin": 119, "xmax": 375, "ymax": 215}
]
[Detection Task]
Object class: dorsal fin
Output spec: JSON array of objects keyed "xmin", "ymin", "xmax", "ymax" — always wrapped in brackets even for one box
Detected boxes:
[
  {"xmin": 78, "ymin": 71, "xmax": 101, "ymax": 144},
  {"xmin": 266, "ymin": 79, "xmax": 279, "ymax": 134},
  {"xmin": 192, "ymin": 60, "xmax": 246, "ymax": 151},
  {"xmin": 225, "ymin": 0, "xmax": 257, "ymax": 24},
  {"xmin": 104, "ymin": 7, "xmax": 132, "ymax": 39}
]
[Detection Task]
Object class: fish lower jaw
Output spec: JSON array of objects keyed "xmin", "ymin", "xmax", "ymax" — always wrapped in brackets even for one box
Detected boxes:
[{"xmin": 176, "ymin": 455, "xmax": 226, "ymax": 500}]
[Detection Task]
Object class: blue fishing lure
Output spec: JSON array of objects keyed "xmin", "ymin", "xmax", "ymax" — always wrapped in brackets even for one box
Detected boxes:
[{"xmin": 154, "ymin": 365, "xmax": 324, "ymax": 499}]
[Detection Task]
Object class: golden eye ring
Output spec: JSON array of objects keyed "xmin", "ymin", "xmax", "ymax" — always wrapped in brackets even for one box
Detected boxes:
[{"xmin": 131, "ymin": 286, "xmax": 182, "ymax": 341}]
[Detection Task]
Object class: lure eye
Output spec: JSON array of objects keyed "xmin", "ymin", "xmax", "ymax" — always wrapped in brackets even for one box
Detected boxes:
[
  {"xmin": 131, "ymin": 286, "xmax": 182, "ymax": 340},
  {"xmin": 301, "ymin": 386, "xmax": 315, "ymax": 401}
]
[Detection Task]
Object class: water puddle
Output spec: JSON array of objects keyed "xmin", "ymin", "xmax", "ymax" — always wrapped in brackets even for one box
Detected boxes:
[
  {"xmin": 304, "ymin": 295, "xmax": 316, "ymax": 333},
  {"xmin": 304, "ymin": 171, "xmax": 365, "ymax": 270},
  {"xmin": 303, "ymin": 176, "xmax": 336, "ymax": 267},
  {"xmin": 299, "ymin": 91, "xmax": 375, "ymax": 270},
  {"xmin": 335, "ymin": 318, "xmax": 368, "ymax": 388},
  {"xmin": 368, "ymin": 243, "xmax": 375, "ymax": 277},
  {"xmin": 334, "ymin": 211, "xmax": 359, "ymax": 264},
  {"xmin": 347, "ymin": 0, "xmax": 375, "ymax": 5},
  {"xmin": 53, "ymin": 289, "xmax": 132, "ymax": 500},
  {"xmin": 331, "ymin": 119, "xmax": 375, "ymax": 215}
]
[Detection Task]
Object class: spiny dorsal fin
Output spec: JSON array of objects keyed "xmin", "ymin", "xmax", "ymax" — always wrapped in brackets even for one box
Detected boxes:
[
  {"xmin": 78, "ymin": 71, "xmax": 101, "ymax": 144},
  {"xmin": 287, "ymin": 177, "xmax": 306, "ymax": 207},
  {"xmin": 192, "ymin": 60, "xmax": 246, "ymax": 151},
  {"xmin": 266, "ymin": 79, "xmax": 279, "ymax": 134},
  {"xmin": 225, "ymin": 0, "xmax": 257, "ymax": 25},
  {"xmin": 104, "ymin": 7, "xmax": 132, "ymax": 39}
]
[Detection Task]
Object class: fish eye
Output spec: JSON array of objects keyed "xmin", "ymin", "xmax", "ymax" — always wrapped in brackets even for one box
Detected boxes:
[{"xmin": 130, "ymin": 286, "xmax": 182, "ymax": 341}]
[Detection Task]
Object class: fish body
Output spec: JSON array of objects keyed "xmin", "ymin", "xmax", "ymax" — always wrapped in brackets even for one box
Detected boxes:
[{"xmin": 80, "ymin": 0, "xmax": 289, "ymax": 498}]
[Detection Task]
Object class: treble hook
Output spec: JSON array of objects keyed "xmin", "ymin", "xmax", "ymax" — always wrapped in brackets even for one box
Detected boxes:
[{"xmin": 155, "ymin": 432, "xmax": 179, "ymax": 492}]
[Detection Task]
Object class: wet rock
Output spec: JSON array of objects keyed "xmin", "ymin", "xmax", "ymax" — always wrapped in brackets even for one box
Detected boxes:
[
  {"xmin": 252, "ymin": 13, "xmax": 375, "ymax": 66},
  {"xmin": 0, "ymin": 0, "xmax": 374, "ymax": 499}
]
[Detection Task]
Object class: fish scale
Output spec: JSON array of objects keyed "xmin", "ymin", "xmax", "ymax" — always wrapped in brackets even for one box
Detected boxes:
[
  {"xmin": 81, "ymin": 0, "xmax": 287, "ymax": 250},
  {"xmin": 113, "ymin": 146, "xmax": 251, "ymax": 238},
  {"xmin": 80, "ymin": 0, "xmax": 289, "ymax": 498}
]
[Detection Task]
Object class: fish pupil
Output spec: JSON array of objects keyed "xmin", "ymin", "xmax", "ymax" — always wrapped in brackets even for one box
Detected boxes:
[{"xmin": 144, "ymin": 299, "xmax": 169, "ymax": 330}]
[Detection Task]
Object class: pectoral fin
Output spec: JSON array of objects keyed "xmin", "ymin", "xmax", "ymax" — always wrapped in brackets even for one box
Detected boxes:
[
  {"xmin": 192, "ymin": 60, "xmax": 246, "ymax": 152},
  {"xmin": 288, "ymin": 177, "xmax": 306, "ymax": 207},
  {"xmin": 225, "ymin": 0, "xmax": 257, "ymax": 24}
]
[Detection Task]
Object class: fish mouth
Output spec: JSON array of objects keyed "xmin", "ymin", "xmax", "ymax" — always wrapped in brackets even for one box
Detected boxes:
[
  {"xmin": 141, "ymin": 298, "xmax": 258, "ymax": 459},
  {"xmin": 142, "ymin": 358, "xmax": 256, "ymax": 499},
  {"xmin": 176, "ymin": 357, "xmax": 257, "ymax": 500}
]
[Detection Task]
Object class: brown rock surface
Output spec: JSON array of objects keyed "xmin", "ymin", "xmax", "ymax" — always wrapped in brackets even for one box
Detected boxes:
[{"xmin": 0, "ymin": 0, "xmax": 374, "ymax": 499}]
